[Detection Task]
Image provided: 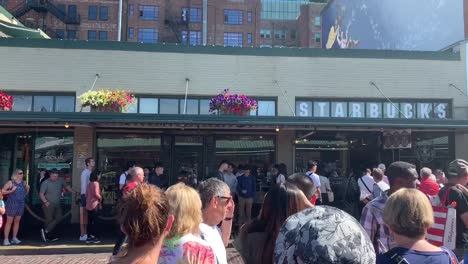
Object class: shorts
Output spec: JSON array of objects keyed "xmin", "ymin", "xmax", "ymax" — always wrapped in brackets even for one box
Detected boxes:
[{"xmin": 80, "ymin": 194, "xmax": 86, "ymax": 207}]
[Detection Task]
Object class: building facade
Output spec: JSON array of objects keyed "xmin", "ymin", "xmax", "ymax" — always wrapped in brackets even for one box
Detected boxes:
[
  {"xmin": 0, "ymin": 38, "xmax": 467, "ymax": 226},
  {"xmin": 1, "ymin": 0, "xmax": 325, "ymax": 47}
]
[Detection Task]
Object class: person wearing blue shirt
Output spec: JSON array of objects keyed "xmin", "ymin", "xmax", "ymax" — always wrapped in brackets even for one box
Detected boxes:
[{"xmin": 237, "ymin": 167, "xmax": 256, "ymax": 225}]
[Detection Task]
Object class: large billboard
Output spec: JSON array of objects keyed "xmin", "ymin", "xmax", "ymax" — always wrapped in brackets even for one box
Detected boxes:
[{"xmin": 322, "ymin": 0, "xmax": 465, "ymax": 51}]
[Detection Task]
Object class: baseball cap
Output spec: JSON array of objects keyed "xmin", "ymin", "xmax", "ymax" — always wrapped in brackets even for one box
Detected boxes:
[
  {"xmin": 275, "ymin": 206, "xmax": 376, "ymax": 264},
  {"xmin": 378, "ymin": 163, "xmax": 386, "ymax": 171},
  {"xmin": 448, "ymin": 159, "xmax": 468, "ymax": 178}
]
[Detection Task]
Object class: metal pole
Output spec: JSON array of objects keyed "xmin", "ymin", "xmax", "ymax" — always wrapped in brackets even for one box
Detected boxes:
[
  {"xmin": 118, "ymin": 0, "xmax": 123, "ymax": 41},
  {"xmin": 370, "ymin": 81, "xmax": 405, "ymax": 118},
  {"xmin": 91, "ymin": 74, "xmax": 100, "ymax": 90},
  {"xmin": 202, "ymin": 0, "xmax": 207, "ymax": 45},
  {"xmin": 183, "ymin": 78, "xmax": 190, "ymax": 114},
  {"xmin": 275, "ymin": 80, "xmax": 296, "ymax": 116}
]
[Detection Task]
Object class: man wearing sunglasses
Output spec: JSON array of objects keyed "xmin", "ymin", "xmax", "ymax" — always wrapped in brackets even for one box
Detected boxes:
[{"xmin": 199, "ymin": 178, "xmax": 234, "ymax": 264}]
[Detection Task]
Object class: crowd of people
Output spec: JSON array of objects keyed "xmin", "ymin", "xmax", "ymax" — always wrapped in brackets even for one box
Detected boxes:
[{"xmin": 1, "ymin": 156, "xmax": 468, "ymax": 264}]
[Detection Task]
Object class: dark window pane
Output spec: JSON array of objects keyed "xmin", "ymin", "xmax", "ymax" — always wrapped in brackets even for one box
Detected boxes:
[
  {"xmin": 128, "ymin": 28, "xmax": 134, "ymax": 39},
  {"xmin": 224, "ymin": 9, "xmax": 243, "ymax": 25},
  {"xmin": 88, "ymin": 30, "xmax": 97, "ymax": 40},
  {"xmin": 67, "ymin": 30, "xmax": 76, "ymax": 39},
  {"xmin": 139, "ymin": 98, "xmax": 158, "ymax": 114},
  {"xmin": 68, "ymin": 5, "xmax": 77, "ymax": 18},
  {"xmin": 179, "ymin": 99, "xmax": 199, "ymax": 114},
  {"xmin": 99, "ymin": 6, "xmax": 109, "ymax": 21},
  {"xmin": 139, "ymin": 5, "xmax": 158, "ymax": 20},
  {"xmin": 33, "ymin": 96, "xmax": 53, "ymax": 112},
  {"xmin": 189, "ymin": 7, "xmax": 202, "ymax": 23},
  {"xmin": 88, "ymin": 6, "xmax": 97, "ymax": 20},
  {"xmin": 55, "ymin": 96, "xmax": 75, "ymax": 112},
  {"xmin": 12, "ymin": 95, "xmax": 32, "ymax": 111},
  {"xmin": 247, "ymin": 11, "xmax": 252, "ymax": 23},
  {"xmin": 138, "ymin": 28, "xmax": 158, "ymax": 43},
  {"xmin": 159, "ymin": 99, "xmax": 179, "ymax": 114},
  {"xmin": 56, "ymin": 29, "xmax": 65, "ymax": 39},
  {"xmin": 99, "ymin": 31, "xmax": 108, "ymax": 40},
  {"xmin": 129, "ymin": 4, "xmax": 134, "ymax": 16}
]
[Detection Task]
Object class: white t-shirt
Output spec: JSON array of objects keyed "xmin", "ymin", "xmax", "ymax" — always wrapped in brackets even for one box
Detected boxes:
[
  {"xmin": 306, "ymin": 171, "xmax": 321, "ymax": 188},
  {"xmin": 80, "ymin": 168, "xmax": 91, "ymax": 195},
  {"xmin": 276, "ymin": 174, "xmax": 286, "ymax": 185},
  {"xmin": 358, "ymin": 175, "xmax": 375, "ymax": 201},
  {"xmin": 200, "ymin": 223, "xmax": 227, "ymax": 264},
  {"xmin": 119, "ymin": 172, "xmax": 127, "ymax": 186}
]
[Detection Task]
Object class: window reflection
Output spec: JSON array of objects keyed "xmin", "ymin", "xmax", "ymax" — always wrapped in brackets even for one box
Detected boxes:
[
  {"xmin": 12, "ymin": 95, "xmax": 32, "ymax": 111},
  {"xmin": 34, "ymin": 96, "xmax": 54, "ymax": 112},
  {"xmin": 160, "ymin": 99, "xmax": 179, "ymax": 114},
  {"xmin": 179, "ymin": 99, "xmax": 199, "ymax": 115},
  {"xmin": 139, "ymin": 98, "xmax": 158, "ymax": 114},
  {"xmin": 55, "ymin": 96, "xmax": 75, "ymax": 112}
]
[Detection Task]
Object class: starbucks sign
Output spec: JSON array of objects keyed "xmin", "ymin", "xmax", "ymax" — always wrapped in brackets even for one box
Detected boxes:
[{"xmin": 295, "ymin": 99, "xmax": 450, "ymax": 119}]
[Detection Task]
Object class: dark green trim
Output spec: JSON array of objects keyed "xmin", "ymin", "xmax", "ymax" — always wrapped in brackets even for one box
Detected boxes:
[
  {"xmin": 0, "ymin": 38, "xmax": 460, "ymax": 61},
  {"xmin": 0, "ymin": 111, "xmax": 467, "ymax": 129}
]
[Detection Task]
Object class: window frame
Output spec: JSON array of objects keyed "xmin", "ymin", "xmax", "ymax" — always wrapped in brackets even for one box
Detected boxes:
[
  {"xmin": 88, "ymin": 5, "xmax": 97, "ymax": 21},
  {"xmin": 224, "ymin": 9, "xmax": 243, "ymax": 25},
  {"xmin": 99, "ymin": 31, "xmax": 108, "ymax": 41},
  {"xmin": 87, "ymin": 30, "xmax": 97, "ymax": 40},
  {"xmin": 139, "ymin": 5, "xmax": 159, "ymax": 21},
  {"xmin": 223, "ymin": 32, "xmax": 243, "ymax": 47},
  {"xmin": 99, "ymin": 6, "xmax": 109, "ymax": 21},
  {"xmin": 7, "ymin": 92, "xmax": 76, "ymax": 112},
  {"xmin": 128, "ymin": 27, "xmax": 134, "ymax": 39},
  {"xmin": 137, "ymin": 28, "xmax": 158, "ymax": 43}
]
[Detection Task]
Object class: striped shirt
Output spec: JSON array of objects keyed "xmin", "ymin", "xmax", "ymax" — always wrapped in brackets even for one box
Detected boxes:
[{"xmin": 360, "ymin": 193, "xmax": 394, "ymax": 254}]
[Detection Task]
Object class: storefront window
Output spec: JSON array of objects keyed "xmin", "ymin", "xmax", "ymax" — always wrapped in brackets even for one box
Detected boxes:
[
  {"xmin": 160, "ymin": 99, "xmax": 179, "ymax": 114},
  {"xmin": 12, "ymin": 95, "xmax": 32, "ymax": 111},
  {"xmin": 215, "ymin": 135, "xmax": 276, "ymax": 189},
  {"xmin": 97, "ymin": 134, "xmax": 161, "ymax": 219},
  {"xmin": 55, "ymin": 96, "xmax": 75, "ymax": 112},
  {"xmin": 179, "ymin": 99, "xmax": 199, "ymax": 115},
  {"xmin": 33, "ymin": 96, "xmax": 54, "ymax": 112},
  {"xmin": 139, "ymin": 98, "xmax": 158, "ymax": 114},
  {"xmin": 200, "ymin": 100, "xmax": 211, "ymax": 115}
]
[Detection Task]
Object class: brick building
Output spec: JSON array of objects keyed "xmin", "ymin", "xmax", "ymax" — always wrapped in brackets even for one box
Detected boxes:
[{"xmin": 2, "ymin": 0, "xmax": 325, "ymax": 47}]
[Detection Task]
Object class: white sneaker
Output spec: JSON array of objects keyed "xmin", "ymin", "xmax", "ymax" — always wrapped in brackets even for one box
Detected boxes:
[
  {"xmin": 11, "ymin": 238, "xmax": 21, "ymax": 244},
  {"xmin": 79, "ymin": 234, "xmax": 88, "ymax": 242},
  {"xmin": 3, "ymin": 239, "xmax": 10, "ymax": 246}
]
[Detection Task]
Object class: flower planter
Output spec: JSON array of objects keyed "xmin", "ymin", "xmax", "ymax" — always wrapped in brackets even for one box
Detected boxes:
[
  {"xmin": 219, "ymin": 109, "xmax": 250, "ymax": 116},
  {"xmin": 91, "ymin": 105, "xmax": 122, "ymax": 113}
]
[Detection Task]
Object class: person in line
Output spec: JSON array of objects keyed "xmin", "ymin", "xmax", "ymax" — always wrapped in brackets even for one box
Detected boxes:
[
  {"xmin": 272, "ymin": 164, "xmax": 287, "ymax": 185},
  {"xmin": 305, "ymin": 161, "xmax": 321, "ymax": 204},
  {"xmin": 237, "ymin": 167, "xmax": 256, "ymax": 225},
  {"xmin": 223, "ymin": 163, "xmax": 238, "ymax": 197},
  {"xmin": 79, "ymin": 157, "xmax": 95, "ymax": 242},
  {"xmin": 149, "ymin": 163, "xmax": 167, "ymax": 189},
  {"xmin": 143, "ymin": 167, "xmax": 151, "ymax": 183},
  {"xmin": 159, "ymin": 183, "xmax": 215, "ymax": 264},
  {"xmin": 377, "ymin": 188, "xmax": 459, "ymax": 263},
  {"xmin": 111, "ymin": 184, "xmax": 174, "ymax": 264},
  {"xmin": 439, "ymin": 159, "xmax": 468, "ymax": 259},
  {"xmin": 113, "ymin": 167, "xmax": 145, "ymax": 255},
  {"xmin": 215, "ymin": 161, "xmax": 229, "ymax": 181},
  {"xmin": 358, "ymin": 168, "xmax": 375, "ymax": 206},
  {"xmin": 39, "ymin": 169, "xmax": 77, "ymax": 242},
  {"xmin": 198, "ymin": 178, "xmax": 234, "ymax": 264},
  {"xmin": 434, "ymin": 169, "xmax": 447, "ymax": 188},
  {"xmin": 119, "ymin": 161, "xmax": 136, "ymax": 191},
  {"xmin": 275, "ymin": 206, "xmax": 376, "ymax": 264},
  {"xmin": 2, "ymin": 169, "xmax": 30, "ymax": 246},
  {"xmin": 85, "ymin": 170, "xmax": 102, "ymax": 244},
  {"xmin": 287, "ymin": 173, "xmax": 316, "ymax": 202},
  {"xmin": 318, "ymin": 174, "xmax": 332, "ymax": 205},
  {"xmin": 361, "ymin": 161, "xmax": 418, "ymax": 255},
  {"xmin": 372, "ymin": 168, "xmax": 389, "ymax": 199},
  {"xmin": 235, "ymin": 183, "xmax": 312, "ymax": 264},
  {"xmin": 419, "ymin": 167, "xmax": 440, "ymax": 204},
  {"xmin": 0, "ymin": 192, "xmax": 5, "ymax": 233},
  {"xmin": 378, "ymin": 163, "xmax": 390, "ymax": 185}
]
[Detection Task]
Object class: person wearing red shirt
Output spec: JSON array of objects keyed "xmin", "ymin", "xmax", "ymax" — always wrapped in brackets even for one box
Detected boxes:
[
  {"xmin": 419, "ymin": 167, "xmax": 440, "ymax": 196},
  {"xmin": 122, "ymin": 167, "xmax": 145, "ymax": 196}
]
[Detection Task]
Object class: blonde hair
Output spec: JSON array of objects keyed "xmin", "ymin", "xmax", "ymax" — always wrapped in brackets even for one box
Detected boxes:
[
  {"xmin": 383, "ymin": 188, "xmax": 434, "ymax": 238},
  {"xmin": 165, "ymin": 183, "xmax": 202, "ymax": 238},
  {"xmin": 11, "ymin": 169, "xmax": 23, "ymax": 181}
]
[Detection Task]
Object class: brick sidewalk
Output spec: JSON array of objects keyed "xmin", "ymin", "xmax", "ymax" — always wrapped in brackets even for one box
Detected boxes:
[{"xmin": 2, "ymin": 253, "xmax": 111, "ymax": 264}]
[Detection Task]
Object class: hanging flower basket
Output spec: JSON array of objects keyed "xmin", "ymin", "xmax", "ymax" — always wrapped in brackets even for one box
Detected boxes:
[
  {"xmin": 0, "ymin": 91, "xmax": 13, "ymax": 111},
  {"xmin": 79, "ymin": 89, "xmax": 135, "ymax": 113},
  {"xmin": 209, "ymin": 89, "xmax": 257, "ymax": 116}
]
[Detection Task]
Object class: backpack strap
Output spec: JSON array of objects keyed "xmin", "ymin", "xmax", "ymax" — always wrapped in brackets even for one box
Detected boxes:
[
  {"xmin": 360, "ymin": 177, "xmax": 372, "ymax": 194},
  {"xmin": 440, "ymin": 247, "xmax": 458, "ymax": 264}
]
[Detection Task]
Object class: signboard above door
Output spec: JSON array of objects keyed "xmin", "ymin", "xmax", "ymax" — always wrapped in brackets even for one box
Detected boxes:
[{"xmin": 295, "ymin": 99, "xmax": 451, "ymax": 119}]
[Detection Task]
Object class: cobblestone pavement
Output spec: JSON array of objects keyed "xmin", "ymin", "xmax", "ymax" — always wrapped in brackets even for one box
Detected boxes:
[{"xmin": 2, "ymin": 253, "xmax": 111, "ymax": 264}]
